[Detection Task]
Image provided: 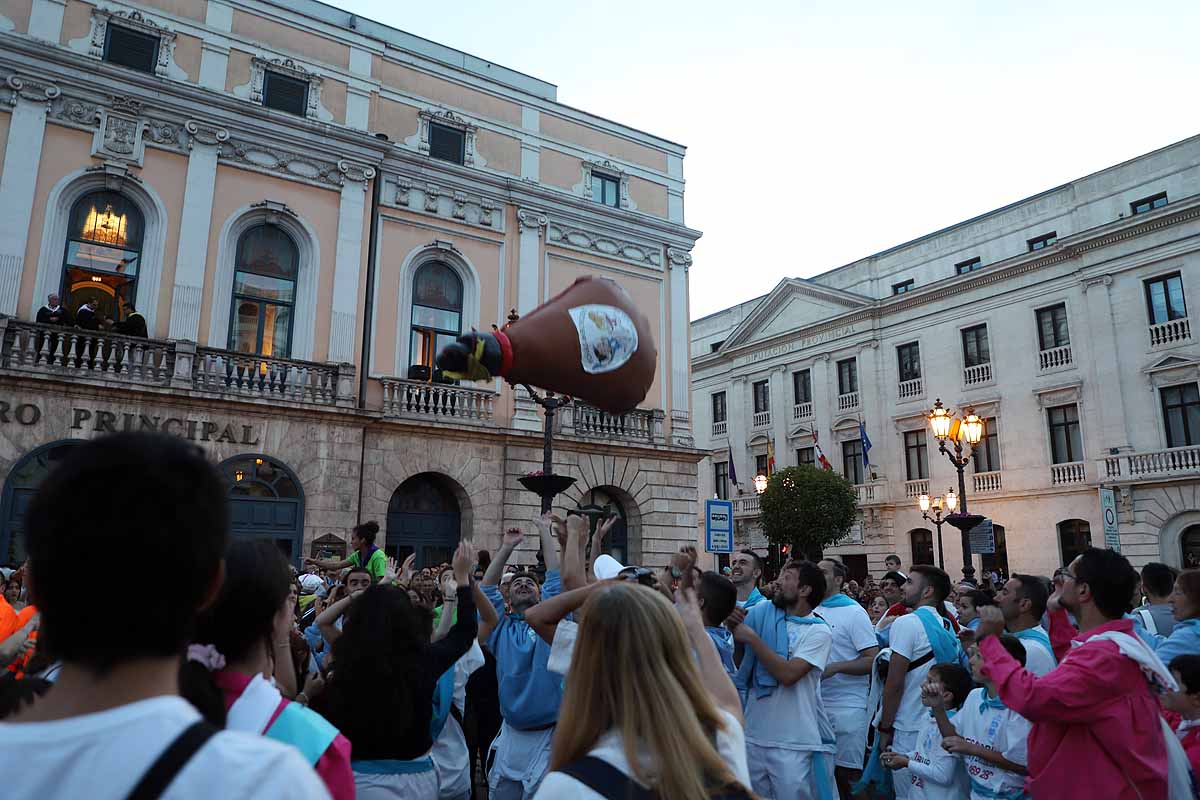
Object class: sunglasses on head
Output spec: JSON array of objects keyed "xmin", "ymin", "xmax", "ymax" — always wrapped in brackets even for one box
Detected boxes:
[{"xmin": 617, "ymin": 566, "xmax": 657, "ymax": 587}]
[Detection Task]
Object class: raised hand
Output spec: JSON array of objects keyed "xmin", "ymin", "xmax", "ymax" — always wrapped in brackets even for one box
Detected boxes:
[
  {"xmin": 503, "ymin": 527, "xmax": 525, "ymax": 548},
  {"xmin": 976, "ymin": 604, "xmax": 1006, "ymax": 639},
  {"xmin": 400, "ymin": 553, "xmax": 417, "ymax": 584},
  {"xmin": 595, "ymin": 515, "xmax": 619, "ymax": 543},
  {"xmin": 921, "ymin": 679, "xmax": 948, "ymax": 709},
  {"xmin": 675, "ymin": 587, "xmax": 706, "ymax": 635},
  {"xmin": 383, "ymin": 556, "xmax": 401, "ymax": 584},
  {"xmin": 452, "ymin": 540, "xmax": 476, "ymax": 584}
]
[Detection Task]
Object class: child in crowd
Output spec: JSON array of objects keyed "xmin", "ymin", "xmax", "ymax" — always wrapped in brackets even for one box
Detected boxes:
[
  {"xmin": 1165, "ymin": 654, "xmax": 1200, "ymax": 773},
  {"xmin": 881, "ymin": 663, "xmax": 972, "ymax": 799},
  {"xmin": 934, "ymin": 635, "xmax": 1032, "ymax": 800}
]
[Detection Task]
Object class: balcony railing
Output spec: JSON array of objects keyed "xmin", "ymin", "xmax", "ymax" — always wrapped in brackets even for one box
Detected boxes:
[
  {"xmin": 838, "ymin": 391, "xmax": 860, "ymax": 412},
  {"xmin": 898, "ymin": 378, "xmax": 923, "ymax": 401},
  {"xmin": 194, "ymin": 349, "xmax": 347, "ymax": 405},
  {"xmin": 904, "ymin": 478, "xmax": 929, "ymax": 498},
  {"xmin": 0, "ymin": 319, "xmax": 173, "ymax": 387},
  {"xmin": 380, "ymin": 377, "xmax": 496, "ymax": 424},
  {"xmin": 973, "ymin": 470, "xmax": 1003, "ymax": 493},
  {"xmin": 855, "ymin": 482, "xmax": 877, "ymax": 504},
  {"xmin": 1149, "ymin": 317, "xmax": 1191, "ymax": 348},
  {"xmin": 1038, "ymin": 344, "xmax": 1073, "ymax": 371},
  {"xmin": 733, "ymin": 494, "xmax": 760, "ymax": 517},
  {"xmin": 571, "ymin": 403, "xmax": 661, "ymax": 443},
  {"xmin": 712, "ymin": 420, "xmax": 728, "ymax": 437},
  {"xmin": 793, "ymin": 401, "xmax": 813, "ymax": 421},
  {"xmin": 1105, "ymin": 445, "xmax": 1200, "ymax": 479},
  {"xmin": 964, "ymin": 362, "xmax": 992, "ymax": 386},
  {"xmin": 1050, "ymin": 461, "xmax": 1086, "ymax": 486},
  {"xmin": 752, "ymin": 410, "xmax": 771, "ymax": 428}
]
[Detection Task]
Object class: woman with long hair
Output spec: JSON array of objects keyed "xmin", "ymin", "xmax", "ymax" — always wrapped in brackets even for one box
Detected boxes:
[
  {"xmin": 180, "ymin": 539, "xmax": 353, "ymax": 800},
  {"xmin": 535, "ymin": 582, "xmax": 752, "ymax": 799},
  {"xmin": 310, "ymin": 540, "xmax": 478, "ymax": 799}
]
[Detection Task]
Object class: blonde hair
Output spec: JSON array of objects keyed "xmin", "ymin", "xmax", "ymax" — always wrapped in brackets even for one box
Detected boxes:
[{"xmin": 549, "ymin": 583, "xmax": 751, "ymax": 799}]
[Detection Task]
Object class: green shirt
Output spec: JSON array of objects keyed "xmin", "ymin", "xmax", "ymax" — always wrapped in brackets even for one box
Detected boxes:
[{"xmin": 349, "ymin": 548, "xmax": 387, "ymax": 581}]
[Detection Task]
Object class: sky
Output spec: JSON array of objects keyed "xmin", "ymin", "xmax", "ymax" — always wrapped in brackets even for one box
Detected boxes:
[{"xmin": 338, "ymin": 0, "xmax": 1200, "ymax": 319}]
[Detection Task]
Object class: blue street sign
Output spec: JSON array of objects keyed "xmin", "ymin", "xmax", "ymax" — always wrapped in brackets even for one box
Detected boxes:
[{"xmin": 705, "ymin": 499, "xmax": 734, "ymax": 553}]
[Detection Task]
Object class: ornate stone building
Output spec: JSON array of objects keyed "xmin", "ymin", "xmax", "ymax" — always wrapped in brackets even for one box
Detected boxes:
[
  {"xmin": 0, "ymin": 0, "xmax": 701, "ymax": 568},
  {"xmin": 693, "ymin": 136, "xmax": 1200, "ymax": 579}
]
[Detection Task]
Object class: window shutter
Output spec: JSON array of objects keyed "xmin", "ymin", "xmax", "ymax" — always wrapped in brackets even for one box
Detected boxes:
[
  {"xmin": 263, "ymin": 72, "xmax": 309, "ymax": 117},
  {"xmin": 429, "ymin": 124, "xmax": 465, "ymax": 164},
  {"xmin": 104, "ymin": 26, "xmax": 160, "ymax": 74}
]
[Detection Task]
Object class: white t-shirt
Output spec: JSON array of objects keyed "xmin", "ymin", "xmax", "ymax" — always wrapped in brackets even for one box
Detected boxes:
[
  {"xmin": 888, "ymin": 611, "xmax": 951, "ymax": 733},
  {"xmin": 1013, "ymin": 626, "xmax": 1056, "ymax": 677},
  {"xmin": 0, "ymin": 696, "xmax": 330, "ymax": 800},
  {"xmin": 904, "ymin": 711, "xmax": 969, "ymax": 800},
  {"xmin": 954, "ymin": 688, "xmax": 1032, "ymax": 800},
  {"xmin": 547, "ymin": 618, "xmax": 579, "ymax": 676},
  {"xmin": 534, "ymin": 709, "xmax": 750, "ymax": 799},
  {"xmin": 744, "ymin": 618, "xmax": 836, "ymax": 751},
  {"xmin": 817, "ymin": 601, "xmax": 877, "ymax": 709},
  {"xmin": 433, "ymin": 641, "xmax": 486, "ymax": 799}
]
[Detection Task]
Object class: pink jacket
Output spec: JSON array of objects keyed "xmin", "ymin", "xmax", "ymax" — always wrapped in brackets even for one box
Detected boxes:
[{"xmin": 981, "ymin": 618, "xmax": 1167, "ymax": 800}]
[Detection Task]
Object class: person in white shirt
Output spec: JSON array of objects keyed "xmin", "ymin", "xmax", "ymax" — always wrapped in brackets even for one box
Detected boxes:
[
  {"xmin": 0, "ymin": 433, "xmax": 328, "ymax": 800},
  {"xmin": 881, "ymin": 663, "xmax": 973, "ymax": 800},
  {"xmin": 732, "ymin": 559, "xmax": 837, "ymax": 800},
  {"xmin": 817, "ymin": 558, "xmax": 879, "ymax": 797},
  {"xmin": 432, "ymin": 640, "xmax": 486, "ymax": 800},
  {"xmin": 994, "ymin": 573, "xmax": 1057, "ymax": 676}
]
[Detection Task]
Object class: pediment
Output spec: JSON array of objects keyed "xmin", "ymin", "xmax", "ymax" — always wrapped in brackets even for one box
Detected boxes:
[
  {"xmin": 720, "ymin": 278, "xmax": 871, "ymax": 351},
  {"xmin": 1145, "ymin": 353, "xmax": 1199, "ymax": 388}
]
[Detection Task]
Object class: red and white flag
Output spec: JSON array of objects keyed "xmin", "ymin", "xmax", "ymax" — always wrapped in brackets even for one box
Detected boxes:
[{"xmin": 813, "ymin": 429, "xmax": 833, "ymax": 471}]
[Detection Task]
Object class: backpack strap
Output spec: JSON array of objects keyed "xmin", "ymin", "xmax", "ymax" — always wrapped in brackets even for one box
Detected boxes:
[
  {"xmin": 126, "ymin": 720, "xmax": 219, "ymax": 800},
  {"xmin": 557, "ymin": 756, "xmax": 657, "ymax": 800},
  {"xmin": 1134, "ymin": 608, "xmax": 1157, "ymax": 637}
]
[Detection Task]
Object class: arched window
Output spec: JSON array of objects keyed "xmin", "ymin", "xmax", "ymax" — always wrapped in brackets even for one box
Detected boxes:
[
  {"xmin": 387, "ymin": 473, "xmax": 462, "ymax": 568},
  {"xmin": 219, "ymin": 455, "xmax": 304, "ymax": 563},
  {"xmin": 577, "ymin": 488, "xmax": 628, "ymax": 565},
  {"xmin": 228, "ymin": 225, "xmax": 298, "ymax": 359},
  {"xmin": 1181, "ymin": 526, "xmax": 1200, "ymax": 570},
  {"xmin": 62, "ymin": 191, "xmax": 144, "ymax": 323},
  {"xmin": 1058, "ymin": 519, "xmax": 1092, "ymax": 566},
  {"xmin": 409, "ymin": 261, "xmax": 463, "ymax": 379},
  {"xmin": 909, "ymin": 529, "xmax": 935, "ymax": 566}
]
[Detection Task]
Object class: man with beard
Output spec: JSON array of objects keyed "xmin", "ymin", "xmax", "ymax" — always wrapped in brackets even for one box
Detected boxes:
[
  {"xmin": 731, "ymin": 549, "xmax": 766, "ymax": 609},
  {"xmin": 481, "ymin": 514, "xmax": 562, "ymax": 799},
  {"xmin": 731, "ymin": 560, "xmax": 835, "ymax": 800},
  {"xmin": 975, "ymin": 548, "xmax": 1170, "ymax": 799},
  {"xmin": 993, "ymin": 573, "xmax": 1057, "ymax": 676}
]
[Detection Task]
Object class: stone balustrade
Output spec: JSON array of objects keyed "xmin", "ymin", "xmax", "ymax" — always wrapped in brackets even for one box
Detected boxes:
[{"xmin": 379, "ymin": 377, "xmax": 496, "ymax": 424}]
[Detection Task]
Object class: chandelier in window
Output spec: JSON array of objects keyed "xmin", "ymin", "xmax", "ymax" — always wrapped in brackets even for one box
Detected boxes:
[{"xmin": 82, "ymin": 203, "xmax": 128, "ymax": 247}]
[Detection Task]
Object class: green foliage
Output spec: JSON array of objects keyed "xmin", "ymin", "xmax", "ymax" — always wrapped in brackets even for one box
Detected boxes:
[{"xmin": 758, "ymin": 465, "xmax": 859, "ymax": 557}]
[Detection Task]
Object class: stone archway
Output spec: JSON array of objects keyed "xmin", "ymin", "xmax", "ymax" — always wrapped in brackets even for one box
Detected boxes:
[
  {"xmin": 1162, "ymin": 510, "xmax": 1200, "ymax": 569},
  {"xmin": 0, "ymin": 439, "xmax": 83, "ymax": 564},
  {"xmin": 385, "ymin": 471, "xmax": 472, "ymax": 569}
]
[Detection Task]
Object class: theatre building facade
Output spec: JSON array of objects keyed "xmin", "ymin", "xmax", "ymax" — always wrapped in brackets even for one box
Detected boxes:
[{"xmin": 0, "ymin": 0, "xmax": 702, "ymax": 568}]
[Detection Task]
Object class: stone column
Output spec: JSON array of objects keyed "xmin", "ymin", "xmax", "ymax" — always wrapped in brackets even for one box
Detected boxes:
[
  {"xmin": 168, "ymin": 121, "xmax": 227, "ymax": 342},
  {"xmin": 512, "ymin": 208, "xmax": 547, "ymax": 432},
  {"xmin": 327, "ymin": 162, "xmax": 376, "ymax": 363},
  {"xmin": 813, "ymin": 352, "xmax": 833, "ymax": 445},
  {"xmin": 0, "ymin": 76, "xmax": 59, "ymax": 316},
  {"xmin": 667, "ymin": 248, "xmax": 694, "ymax": 447},
  {"xmin": 770, "ymin": 364, "xmax": 790, "ymax": 468},
  {"xmin": 1082, "ymin": 274, "xmax": 1131, "ymax": 452},
  {"xmin": 28, "ymin": 0, "xmax": 66, "ymax": 41},
  {"xmin": 728, "ymin": 375, "xmax": 749, "ymax": 491}
]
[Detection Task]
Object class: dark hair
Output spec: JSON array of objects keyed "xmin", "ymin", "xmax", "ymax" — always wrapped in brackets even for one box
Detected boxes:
[
  {"xmin": 881, "ymin": 571, "xmax": 906, "ymax": 586},
  {"xmin": 346, "ymin": 565, "xmax": 372, "ymax": 584},
  {"xmin": 738, "ymin": 549, "xmax": 763, "ymax": 574},
  {"xmin": 994, "ymin": 634, "xmax": 1027, "ymax": 667},
  {"xmin": 928, "ymin": 663, "xmax": 973, "ymax": 709},
  {"xmin": 1142, "ymin": 563, "xmax": 1177, "ymax": 599},
  {"xmin": 1177, "ymin": 570, "xmax": 1200, "ymax": 618},
  {"xmin": 1074, "ymin": 548, "xmax": 1139, "ymax": 619},
  {"xmin": 0, "ymin": 677, "xmax": 52, "ymax": 720},
  {"xmin": 1170, "ymin": 654, "xmax": 1200, "ymax": 694},
  {"xmin": 782, "ymin": 560, "xmax": 827, "ymax": 606},
  {"xmin": 477, "ymin": 550, "xmax": 492, "ymax": 571},
  {"xmin": 909, "ymin": 565, "xmax": 952, "ymax": 605},
  {"xmin": 698, "ymin": 571, "xmax": 737, "ymax": 627},
  {"xmin": 24, "ymin": 433, "xmax": 228, "ymax": 673},
  {"xmin": 822, "ymin": 558, "xmax": 849, "ymax": 582},
  {"xmin": 885, "ymin": 554, "xmax": 902, "ymax": 564},
  {"xmin": 353, "ymin": 520, "xmax": 379, "ymax": 545},
  {"xmin": 1010, "ymin": 574, "xmax": 1049, "ymax": 619},
  {"xmin": 963, "ymin": 589, "xmax": 994, "ymax": 610},
  {"xmin": 181, "ymin": 540, "xmax": 293, "ymax": 725}
]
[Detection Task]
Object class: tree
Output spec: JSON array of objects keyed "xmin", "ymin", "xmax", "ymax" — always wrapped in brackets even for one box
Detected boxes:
[{"xmin": 758, "ymin": 465, "xmax": 859, "ymax": 560}]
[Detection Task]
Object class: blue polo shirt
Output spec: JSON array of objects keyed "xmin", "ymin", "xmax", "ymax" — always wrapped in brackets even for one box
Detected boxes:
[{"xmin": 482, "ymin": 570, "xmax": 564, "ymax": 730}]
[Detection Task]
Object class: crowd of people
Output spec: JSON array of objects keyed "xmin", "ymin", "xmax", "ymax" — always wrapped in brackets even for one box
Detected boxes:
[{"xmin": 0, "ymin": 432, "xmax": 1198, "ymax": 799}]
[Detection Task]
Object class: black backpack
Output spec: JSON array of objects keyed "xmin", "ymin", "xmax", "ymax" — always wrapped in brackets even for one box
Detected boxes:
[{"xmin": 557, "ymin": 756, "xmax": 753, "ymax": 800}]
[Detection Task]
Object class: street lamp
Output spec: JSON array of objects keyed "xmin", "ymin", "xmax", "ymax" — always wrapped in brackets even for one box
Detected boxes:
[
  {"xmin": 754, "ymin": 474, "xmax": 769, "ymax": 495},
  {"xmin": 927, "ymin": 398, "xmax": 986, "ymax": 580},
  {"xmin": 917, "ymin": 489, "xmax": 958, "ymax": 570}
]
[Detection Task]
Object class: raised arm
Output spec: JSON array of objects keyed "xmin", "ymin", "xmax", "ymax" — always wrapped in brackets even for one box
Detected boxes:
[
  {"xmin": 587, "ymin": 516, "xmax": 618, "ymax": 583},
  {"xmin": 424, "ymin": 542, "xmax": 480, "ymax": 676},
  {"xmin": 678, "ymin": 589, "xmax": 742, "ymax": 724},
  {"xmin": 432, "ymin": 582, "xmax": 458, "ymax": 643},
  {"xmin": 474, "ymin": 579, "xmax": 499, "ymax": 644},
  {"xmin": 524, "ymin": 580, "xmax": 611, "ymax": 644},
  {"xmin": 305, "ymin": 556, "xmax": 353, "ymax": 571},
  {"xmin": 533, "ymin": 511, "xmax": 560, "ymax": 572},
  {"xmin": 316, "ymin": 594, "xmax": 354, "ymax": 645},
  {"xmin": 483, "ymin": 528, "xmax": 523, "ymax": 586},
  {"xmin": 561, "ymin": 514, "xmax": 587, "ymax": 591}
]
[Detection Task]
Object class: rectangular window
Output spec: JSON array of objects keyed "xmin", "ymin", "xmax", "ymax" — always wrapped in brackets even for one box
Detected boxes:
[
  {"xmin": 103, "ymin": 25, "xmax": 160, "ymax": 74},
  {"xmin": 842, "ymin": 440, "xmax": 863, "ymax": 485},
  {"xmin": 262, "ymin": 70, "xmax": 310, "ymax": 116},
  {"xmin": 837, "ymin": 358, "xmax": 858, "ymax": 395},
  {"xmin": 1162, "ymin": 383, "xmax": 1200, "ymax": 448},
  {"xmin": 753, "ymin": 380, "xmax": 770, "ymax": 414},
  {"xmin": 892, "ymin": 279, "xmax": 914, "ymax": 295},
  {"xmin": 797, "ymin": 447, "xmax": 815, "ymax": 466},
  {"xmin": 973, "ymin": 417, "xmax": 1000, "ymax": 472},
  {"xmin": 955, "ymin": 257, "xmax": 982, "ymax": 275},
  {"xmin": 1048, "ymin": 404, "xmax": 1083, "ymax": 464},
  {"xmin": 429, "ymin": 123, "xmax": 466, "ymax": 164},
  {"xmin": 710, "ymin": 340, "xmax": 725, "ymax": 353},
  {"xmin": 904, "ymin": 430, "xmax": 929, "ymax": 481},
  {"xmin": 1036, "ymin": 304, "xmax": 1070, "ymax": 350},
  {"xmin": 593, "ymin": 173, "xmax": 620, "ymax": 207},
  {"xmin": 756, "ymin": 454, "xmax": 769, "ymax": 477},
  {"xmin": 897, "ymin": 342, "xmax": 921, "ymax": 382},
  {"xmin": 711, "ymin": 392, "xmax": 727, "ymax": 424},
  {"xmin": 793, "ymin": 370, "xmax": 812, "ymax": 404},
  {"xmin": 1028, "ymin": 232, "xmax": 1058, "ymax": 251},
  {"xmin": 713, "ymin": 462, "xmax": 729, "ymax": 501},
  {"xmin": 1131, "ymin": 192, "xmax": 1168, "ymax": 215},
  {"xmin": 1145, "ymin": 272, "xmax": 1188, "ymax": 325},
  {"xmin": 961, "ymin": 324, "xmax": 991, "ymax": 367}
]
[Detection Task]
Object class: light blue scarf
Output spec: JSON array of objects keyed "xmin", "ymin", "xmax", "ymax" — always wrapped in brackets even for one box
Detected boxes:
[
  {"xmin": 978, "ymin": 688, "xmax": 1006, "ymax": 714},
  {"xmin": 1013, "ymin": 627, "xmax": 1056, "ymax": 665},
  {"xmin": 735, "ymin": 602, "xmax": 828, "ymax": 698},
  {"xmin": 913, "ymin": 606, "xmax": 962, "ymax": 667},
  {"xmin": 819, "ymin": 592, "xmax": 859, "ymax": 609},
  {"xmin": 742, "ymin": 586, "xmax": 766, "ymax": 609}
]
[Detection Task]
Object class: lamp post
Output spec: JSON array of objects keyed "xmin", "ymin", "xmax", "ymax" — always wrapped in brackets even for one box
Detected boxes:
[
  {"xmin": 917, "ymin": 488, "xmax": 958, "ymax": 570},
  {"xmin": 754, "ymin": 473, "xmax": 769, "ymax": 495},
  {"xmin": 927, "ymin": 399, "xmax": 985, "ymax": 580}
]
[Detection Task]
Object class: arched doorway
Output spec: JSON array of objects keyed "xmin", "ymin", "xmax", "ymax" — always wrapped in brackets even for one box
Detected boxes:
[
  {"xmin": 61, "ymin": 190, "xmax": 144, "ymax": 322},
  {"xmin": 1182, "ymin": 526, "xmax": 1200, "ymax": 570},
  {"xmin": 909, "ymin": 528, "xmax": 935, "ymax": 566},
  {"xmin": 576, "ymin": 487, "xmax": 629, "ymax": 565},
  {"xmin": 981, "ymin": 523, "xmax": 1009, "ymax": 579},
  {"xmin": 387, "ymin": 473, "xmax": 461, "ymax": 569},
  {"xmin": 218, "ymin": 455, "xmax": 305, "ymax": 564},
  {"xmin": 0, "ymin": 440, "xmax": 83, "ymax": 565}
]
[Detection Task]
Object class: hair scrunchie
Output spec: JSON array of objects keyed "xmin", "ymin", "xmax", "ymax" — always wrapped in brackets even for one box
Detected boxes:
[{"xmin": 186, "ymin": 643, "xmax": 226, "ymax": 671}]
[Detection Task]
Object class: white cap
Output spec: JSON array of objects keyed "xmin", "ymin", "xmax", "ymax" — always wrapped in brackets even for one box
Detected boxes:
[
  {"xmin": 298, "ymin": 574, "xmax": 324, "ymax": 594},
  {"xmin": 500, "ymin": 572, "xmax": 515, "ymax": 585},
  {"xmin": 593, "ymin": 554, "xmax": 626, "ymax": 581}
]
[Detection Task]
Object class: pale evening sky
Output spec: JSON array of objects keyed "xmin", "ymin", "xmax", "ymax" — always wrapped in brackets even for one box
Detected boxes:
[{"xmin": 338, "ymin": 0, "xmax": 1200, "ymax": 320}]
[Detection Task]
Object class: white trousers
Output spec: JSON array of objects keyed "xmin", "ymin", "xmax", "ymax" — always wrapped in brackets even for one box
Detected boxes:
[
  {"xmin": 747, "ymin": 741, "xmax": 837, "ymax": 800},
  {"xmin": 487, "ymin": 722, "xmax": 555, "ymax": 800},
  {"xmin": 890, "ymin": 728, "xmax": 920, "ymax": 800}
]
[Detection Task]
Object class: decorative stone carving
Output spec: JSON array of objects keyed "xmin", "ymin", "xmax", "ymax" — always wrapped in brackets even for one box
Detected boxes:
[
  {"xmin": 221, "ymin": 139, "xmax": 342, "ymax": 187},
  {"xmin": 242, "ymin": 57, "xmax": 332, "ymax": 122},
  {"xmin": 337, "ymin": 160, "xmax": 377, "ymax": 187},
  {"xmin": 1034, "ymin": 382, "xmax": 1083, "ymax": 408},
  {"xmin": 184, "ymin": 120, "xmax": 229, "ymax": 150},
  {"xmin": 385, "ymin": 173, "xmax": 503, "ymax": 231},
  {"xmin": 84, "ymin": 161, "xmax": 143, "ymax": 191},
  {"xmin": 412, "ymin": 108, "xmax": 480, "ymax": 167},
  {"xmin": 546, "ymin": 220, "xmax": 663, "ymax": 269},
  {"xmin": 479, "ymin": 197, "xmax": 495, "ymax": 227},
  {"xmin": 1082, "ymin": 273, "xmax": 1114, "ymax": 291},
  {"xmin": 575, "ymin": 159, "xmax": 634, "ymax": 211},
  {"xmin": 518, "ymin": 208, "xmax": 548, "ymax": 233},
  {"xmin": 85, "ymin": 9, "xmax": 184, "ymax": 80},
  {"xmin": 424, "ymin": 184, "xmax": 440, "ymax": 212},
  {"xmin": 92, "ymin": 108, "xmax": 147, "ymax": 165},
  {"xmin": 5, "ymin": 74, "xmax": 60, "ymax": 108},
  {"xmin": 146, "ymin": 119, "xmax": 180, "ymax": 146},
  {"xmin": 452, "ymin": 192, "xmax": 467, "ymax": 220},
  {"xmin": 395, "ymin": 177, "xmax": 412, "ymax": 206},
  {"xmin": 249, "ymin": 199, "xmax": 299, "ymax": 221},
  {"xmin": 667, "ymin": 248, "xmax": 692, "ymax": 271},
  {"xmin": 52, "ymin": 97, "xmax": 99, "ymax": 125}
]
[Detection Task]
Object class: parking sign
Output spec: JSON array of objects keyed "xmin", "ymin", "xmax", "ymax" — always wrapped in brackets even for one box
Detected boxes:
[{"xmin": 705, "ymin": 499, "xmax": 734, "ymax": 553}]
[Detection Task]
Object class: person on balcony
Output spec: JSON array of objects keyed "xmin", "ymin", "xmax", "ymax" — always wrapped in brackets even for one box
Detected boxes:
[
  {"xmin": 74, "ymin": 299, "xmax": 100, "ymax": 331},
  {"xmin": 35, "ymin": 294, "xmax": 71, "ymax": 327},
  {"xmin": 114, "ymin": 305, "xmax": 147, "ymax": 338}
]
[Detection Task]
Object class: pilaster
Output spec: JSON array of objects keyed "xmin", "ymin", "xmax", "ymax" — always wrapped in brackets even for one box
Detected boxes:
[
  {"xmin": 327, "ymin": 162, "xmax": 376, "ymax": 363},
  {"xmin": 667, "ymin": 248, "xmax": 693, "ymax": 447},
  {"xmin": 770, "ymin": 364, "xmax": 789, "ymax": 468},
  {"xmin": 1081, "ymin": 274, "xmax": 1131, "ymax": 451},
  {"xmin": 168, "ymin": 120, "xmax": 228, "ymax": 341}
]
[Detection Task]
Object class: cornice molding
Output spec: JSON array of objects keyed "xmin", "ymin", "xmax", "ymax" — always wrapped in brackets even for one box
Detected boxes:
[{"xmin": 544, "ymin": 216, "xmax": 663, "ymax": 270}]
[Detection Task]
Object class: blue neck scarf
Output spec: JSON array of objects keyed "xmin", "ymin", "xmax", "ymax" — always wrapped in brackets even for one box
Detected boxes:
[
  {"xmin": 735, "ymin": 603, "xmax": 827, "ymax": 698},
  {"xmin": 978, "ymin": 688, "xmax": 1006, "ymax": 714},
  {"xmin": 1013, "ymin": 626, "xmax": 1056, "ymax": 665},
  {"xmin": 742, "ymin": 587, "xmax": 765, "ymax": 608},
  {"xmin": 913, "ymin": 606, "xmax": 962, "ymax": 666},
  {"xmin": 429, "ymin": 666, "xmax": 456, "ymax": 739},
  {"xmin": 819, "ymin": 592, "xmax": 859, "ymax": 609}
]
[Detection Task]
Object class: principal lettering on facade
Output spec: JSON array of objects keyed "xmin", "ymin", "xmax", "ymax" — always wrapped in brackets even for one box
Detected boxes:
[{"xmin": 0, "ymin": 399, "xmax": 260, "ymax": 445}]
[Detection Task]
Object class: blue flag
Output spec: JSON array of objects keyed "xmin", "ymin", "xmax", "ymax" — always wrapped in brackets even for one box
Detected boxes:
[
  {"xmin": 728, "ymin": 445, "xmax": 739, "ymax": 487},
  {"xmin": 860, "ymin": 421, "xmax": 872, "ymax": 469}
]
